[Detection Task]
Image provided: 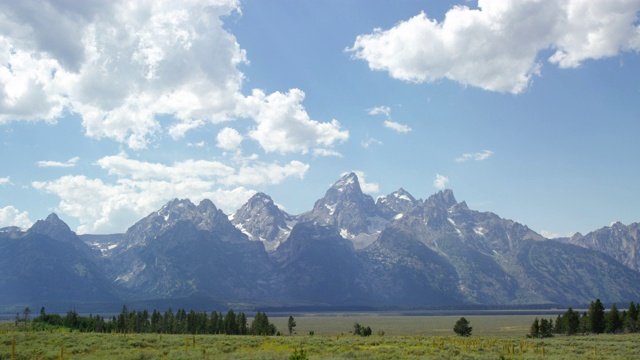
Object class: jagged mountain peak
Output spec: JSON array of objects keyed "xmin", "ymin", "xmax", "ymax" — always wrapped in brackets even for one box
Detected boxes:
[
  {"xmin": 425, "ymin": 189, "xmax": 457, "ymax": 209},
  {"xmin": 562, "ymin": 221, "xmax": 640, "ymax": 272},
  {"xmin": 376, "ymin": 188, "xmax": 419, "ymax": 220},
  {"xmin": 45, "ymin": 212, "xmax": 63, "ymax": 222},
  {"xmin": 29, "ymin": 212, "xmax": 74, "ymax": 238},
  {"xmin": 453, "ymin": 201, "xmax": 469, "ymax": 211},
  {"xmin": 333, "ymin": 172, "xmax": 361, "ymax": 192},
  {"xmin": 317, "ymin": 172, "xmax": 367, "ymax": 207},
  {"xmin": 164, "ymin": 198, "xmax": 194, "ymax": 208},
  {"xmin": 117, "ymin": 197, "xmax": 241, "ymax": 253},
  {"xmin": 231, "ymin": 192, "xmax": 292, "ymax": 251},
  {"xmin": 246, "ymin": 192, "xmax": 276, "ymax": 206},
  {"xmin": 26, "ymin": 212, "xmax": 100, "ymax": 259},
  {"xmin": 159, "ymin": 198, "xmax": 196, "ymax": 215},
  {"xmin": 390, "ymin": 188, "xmax": 416, "ymax": 202},
  {"xmin": 299, "ymin": 173, "xmax": 380, "ymax": 247},
  {"xmin": 196, "ymin": 198, "xmax": 217, "ymax": 212}
]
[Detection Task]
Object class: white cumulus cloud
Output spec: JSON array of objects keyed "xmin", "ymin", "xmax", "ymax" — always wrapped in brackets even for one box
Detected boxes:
[
  {"xmin": 0, "ymin": 1, "xmax": 352, "ymax": 154},
  {"xmin": 34, "ymin": 153, "xmax": 310, "ymax": 233},
  {"xmin": 0, "ymin": 205, "xmax": 32, "ymax": 229},
  {"xmin": 0, "ymin": 1, "xmax": 246, "ymax": 148},
  {"xmin": 220, "ymin": 160, "xmax": 309, "ymax": 187},
  {"xmin": 349, "ymin": 0, "xmax": 640, "ymax": 94},
  {"xmin": 433, "ymin": 173, "xmax": 449, "ymax": 190},
  {"xmin": 455, "ymin": 150, "xmax": 494, "ymax": 163},
  {"xmin": 216, "ymin": 127, "xmax": 243, "ymax": 151},
  {"xmin": 0, "ymin": 176, "xmax": 10, "ymax": 185},
  {"xmin": 241, "ymin": 89, "xmax": 349, "ymax": 154}
]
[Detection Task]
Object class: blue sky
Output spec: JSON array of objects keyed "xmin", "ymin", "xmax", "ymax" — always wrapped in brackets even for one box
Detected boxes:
[{"xmin": 1, "ymin": 0, "xmax": 639, "ymax": 238}]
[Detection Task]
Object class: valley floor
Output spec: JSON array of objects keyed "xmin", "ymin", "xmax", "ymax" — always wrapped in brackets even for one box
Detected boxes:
[{"xmin": 2, "ymin": 315, "xmax": 640, "ymax": 359}]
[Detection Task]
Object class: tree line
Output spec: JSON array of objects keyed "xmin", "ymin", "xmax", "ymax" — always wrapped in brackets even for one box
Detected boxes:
[
  {"xmin": 529, "ymin": 299, "xmax": 639, "ymax": 338},
  {"xmin": 32, "ymin": 305, "xmax": 280, "ymax": 335}
]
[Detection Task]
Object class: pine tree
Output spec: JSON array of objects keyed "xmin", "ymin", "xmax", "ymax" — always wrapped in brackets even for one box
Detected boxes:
[
  {"xmin": 353, "ymin": 322, "xmax": 362, "ymax": 336},
  {"xmin": 224, "ymin": 309, "xmax": 237, "ymax": 335},
  {"xmin": 288, "ymin": 316, "xmax": 297, "ymax": 335},
  {"xmin": 117, "ymin": 305, "xmax": 128, "ymax": 333},
  {"xmin": 238, "ymin": 313, "xmax": 248, "ymax": 335},
  {"xmin": 605, "ymin": 303, "xmax": 621, "ymax": 333},
  {"xmin": 589, "ymin": 299, "xmax": 606, "ymax": 334},
  {"xmin": 209, "ymin": 312, "xmax": 219, "ymax": 334},
  {"xmin": 530, "ymin": 318, "xmax": 540, "ymax": 338},
  {"xmin": 580, "ymin": 312, "xmax": 588, "ymax": 334},
  {"xmin": 628, "ymin": 301, "xmax": 638, "ymax": 333},
  {"xmin": 554, "ymin": 314, "xmax": 563, "ymax": 334},
  {"xmin": 539, "ymin": 319, "xmax": 550, "ymax": 338},
  {"xmin": 563, "ymin": 307, "xmax": 580, "ymax": 335},
  {"xmin": 23, "ymin": 307, "xmax": 31, "ymax": 328},
  {"xmin": 453, "ymin": 317, "xmax": 472, "ymax": 337}
]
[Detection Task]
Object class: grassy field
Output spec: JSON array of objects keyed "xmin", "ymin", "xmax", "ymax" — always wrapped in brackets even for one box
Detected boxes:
[
  {"xmin": 2, "ymin": 315, "xmax": 640, "ymax": 359},
  {"xmin": 268, "ymin": 313, "xmax": 539, "ymax": 336}
]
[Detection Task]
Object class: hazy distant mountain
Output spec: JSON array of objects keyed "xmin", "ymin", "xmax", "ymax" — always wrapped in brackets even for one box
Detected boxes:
[
  {"xmin": 560, "ymin": 222, "xmax": 640, "ymax": 272},
  {"xmin": 0, "ymin": 219, "xmax": 117, "ymax": 305},
  {"xmin": 29, "ymin": 213, "xmax": 102, "ymax": 259},
  {"xmin": 3, "ymin": 174, "xmax": 640, "ymax": 308},
  {"xmin": 231, "ymin": 192, "xmax": 294, "ymax": 251}
]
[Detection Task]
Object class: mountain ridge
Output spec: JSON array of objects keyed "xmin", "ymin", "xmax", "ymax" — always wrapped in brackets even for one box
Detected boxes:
[{"xmin": 2, "ymin": 173, "xmax": 639, "ymax": 308}]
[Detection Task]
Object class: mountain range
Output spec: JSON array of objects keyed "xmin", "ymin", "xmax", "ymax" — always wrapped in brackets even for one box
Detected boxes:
[{"xmin": 2, "ymin": 172, "xmax": 640, "ymax": 309}]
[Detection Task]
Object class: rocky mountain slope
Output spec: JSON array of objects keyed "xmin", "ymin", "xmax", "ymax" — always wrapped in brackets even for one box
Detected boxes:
[
  {"xmin": 106, "ymin": 198, "xmax": 274, "ymax": 300},
  {"xmin": 231, "ymin": 192, "xmax": 294, "ymax": 251},
  {"xmin": 3, "ymin": 172, "xmax": 640, "ymax": 308},
  {"xmin": 297, "ymin": 172, "xmax": 388, "ymax": 249},
  {"xmin": 560, "ymin": 222, "xmax": 640, "ymax": 272}
]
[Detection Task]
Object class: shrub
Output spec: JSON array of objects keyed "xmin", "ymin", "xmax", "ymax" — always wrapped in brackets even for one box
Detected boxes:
[{"xmin": 290, "ymin": 348, "xmax": 309, "ymax": 360}]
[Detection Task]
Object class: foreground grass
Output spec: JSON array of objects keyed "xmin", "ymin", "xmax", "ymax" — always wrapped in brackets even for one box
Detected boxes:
[{"xmin": 2, "ymin": 330, "xmax": 640, "ymax": 359}]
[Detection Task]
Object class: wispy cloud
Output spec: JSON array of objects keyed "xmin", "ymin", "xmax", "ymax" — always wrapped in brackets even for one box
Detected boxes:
[
  {"xmin": 368, "ymin": 106, "xmax": 412, "ymax": 134},
  {"xmin": 433, "ymin": 173, "xmax": 449, "ymax": 190},
  {"xmin": 313, "ymin": 148, "xmax": 343, "ymax": 157},
  {"xmin": 37, "ymin": 157, "xmax": 80, "ymax": 168},
  {"xmin": 0, "ymin": 176, "xmax": 10, "ymax": 185},
  {"xmin": 455, "ymin": 150, "xmax": 493, "ymax": 163},
  {"xmin": 361, "ymin": 134, "xmax": 382, "ymax": 148},
  {"xmin": 384, "ymin": 120, "xmax": 412, "ymax": 133},
  {"xmin": 367, "ymin": 106, "xmax": 391, "ymax": 117}
]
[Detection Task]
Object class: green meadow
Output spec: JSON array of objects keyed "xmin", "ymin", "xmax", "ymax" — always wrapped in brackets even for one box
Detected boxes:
[{"xmin": 3, "ymin": 314, "xmax": 640, "ymax": 359}]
